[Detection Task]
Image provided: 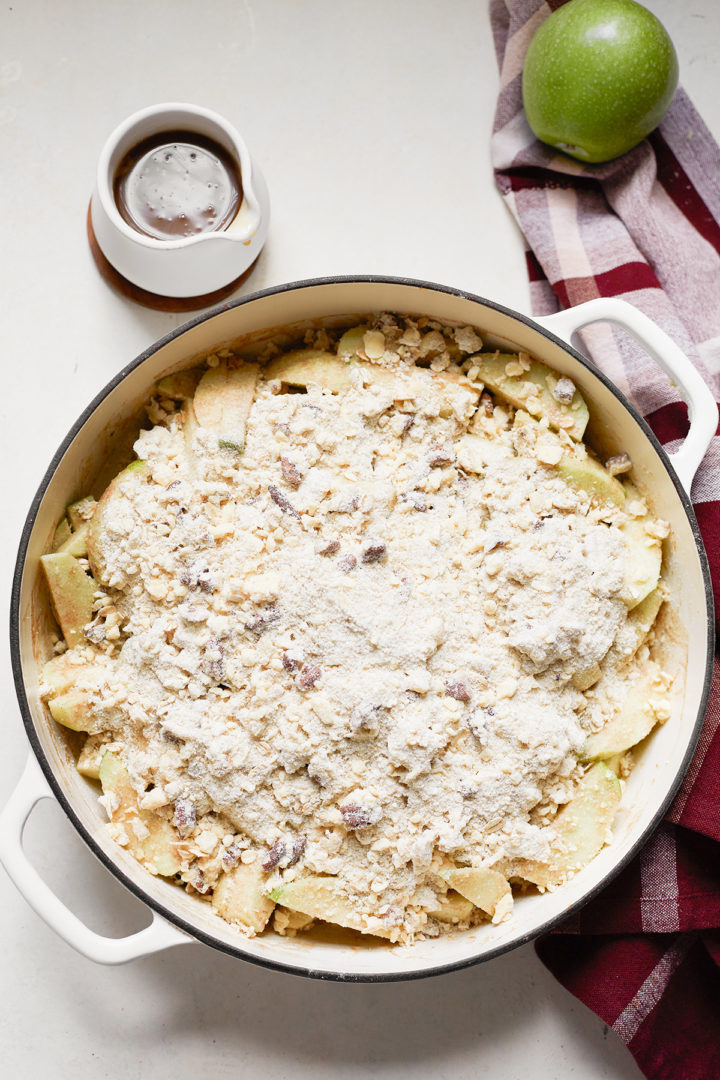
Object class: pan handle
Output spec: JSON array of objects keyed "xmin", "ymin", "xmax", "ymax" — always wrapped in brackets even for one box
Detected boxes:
[
  {"xmin": 534, "ymin": 298, "xmax": 718, "ymax": 495},
  {"xmin": 0, "ymin": 754, "xmax": 191, "ymax": 964}
]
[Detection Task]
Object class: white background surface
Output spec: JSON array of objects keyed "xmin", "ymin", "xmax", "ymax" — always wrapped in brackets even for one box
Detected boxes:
[{"xmin": 1, "ymin": 1, "xmax": 718, "ymax": 1076}]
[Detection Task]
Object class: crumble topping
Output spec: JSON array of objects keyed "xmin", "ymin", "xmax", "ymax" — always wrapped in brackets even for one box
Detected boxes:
[{"xmin": 42, "ymin": 313, "xmax": 675, "ymax": 943}]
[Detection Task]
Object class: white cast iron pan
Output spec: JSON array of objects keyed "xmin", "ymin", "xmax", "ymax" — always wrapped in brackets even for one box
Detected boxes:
[{"xmin": 1, "ymin": 277, "xmax": 716, "ymax": 981}]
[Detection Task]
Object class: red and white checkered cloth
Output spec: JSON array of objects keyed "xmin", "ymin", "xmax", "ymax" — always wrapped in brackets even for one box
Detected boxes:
[{"xmin": 491, "ymin": 2, "xmax": 720, "ymax": 1077}]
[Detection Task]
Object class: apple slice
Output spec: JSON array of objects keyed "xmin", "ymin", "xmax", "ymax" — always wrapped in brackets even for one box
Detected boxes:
[
  {"xmin": 264, "ymin": 349, "xmax": 353, "ymax": 392},
  {"xmin": 572, "ymin": 662, "xmax": 602, "ymax": 692},
  {"xmin": 76, "ymin": 734, "xmax": 108, "ymax": 780},
  {"xmin": 212, "ymin": 862, "xmax": 275, "ymax": 933},
  {"xmin": 428, "ymin": 890, "xmax": 475, "ymax": 924},
  {"xmin": 99, "ymin": 751, "xmax": 182, "ymax": 878},
  {"xmin": 40, "ymin": 552, "xmax": 96, "ymax": 648},
  {"xmin": 583, "ymin": 674, "xmax": 670, "ymax": 761},
  {"xmin": 57, "ymin": 520, "xmax": 89, "ymax": 558},
  {"xmin": 511, "ymin": 763, "xmax": 621, "ymax": 888},
  {"xmin": 270, "ymin": 876, "xmax": 394, "ymax": 939},
  {"xmin": 440, "ymin": 866, "xmax": 511, "ymax": 919},
  {"xmin": 86, "ymin": 460, "xmax": 150, "ymax": 585},
  {"xmin": 52, "ymin": 517, "xmax": 72, "ymax": 552},
  {"xmin": 66, "ymin": 496, "xmax": 97, "ymax": 531},
  {"xmin": 41, "ymin": 653, "xmax": 85, "ymax": 696},
  {"xmin": 614, "ymin": 586, "xmax": 665, "ymax": 660},
  {"xmin": 618, "ymin": 516, "xmax": 662, "ymax": 609},
  {"xmin": 192, "ymin": 361, "xmax": 259, "ymax": 452},
  {"xmin": 156, "ymin": 368, "xmax": 202, "ymax": 401},
  {"xmin": 48, "ymin": 688, "xmax": 93, "ymax": 732},
  {"xmin": 557, "ymin": 453, "xmax": 626, "ymax": 507},
  {"xmin": 471, "ymin": 352, "xmax": 589, "ymax": 440}
]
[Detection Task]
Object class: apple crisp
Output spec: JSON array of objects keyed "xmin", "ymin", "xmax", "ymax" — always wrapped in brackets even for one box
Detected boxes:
[{"xmin": 40, "ymin": 313, "xmax": 677, "ymax": 943}]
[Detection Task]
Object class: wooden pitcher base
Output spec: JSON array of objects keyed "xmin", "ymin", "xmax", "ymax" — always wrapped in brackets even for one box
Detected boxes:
[{"xmin": 86, "ymin": 204, "xmax": 260, "ymax": 312}]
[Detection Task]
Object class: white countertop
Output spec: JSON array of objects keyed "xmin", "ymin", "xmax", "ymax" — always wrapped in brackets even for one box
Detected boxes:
[{"xmin": 1, "ymin": 2, "xmax": 718, "ymax": 1075}]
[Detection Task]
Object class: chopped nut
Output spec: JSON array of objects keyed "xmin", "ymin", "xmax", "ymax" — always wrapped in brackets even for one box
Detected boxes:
[
  {"xmin": 401, "ymin": 491, "xmax": 428, "ymax": 512},
  {"xmin": 268, "ymin": 484, "xmax": 300, "ymax": 518},
  {"xmin": 350, "ymin": 703, "xmax": 383, "ymax": 736},
  {"xmin": 480, "ymin": 392, "xmax": 494, "ymax": 416},
  {"xmin": 245, "ymin": 605, "xmax": 281, "ymax": 634},
  {"xmin": 361, "ymin": 542, "xmax": 386, "ymax": 564},
  {"xmin": 172, "ymin": 798, "xmax": 197, "ymax": 838},
  {"xmin": 445, "ymin": 680, "xmax": 471, "ymax": 703},
  {"xmin": 605, "ymin": 452, "xmax": 632, "ymax": 476},
  {"xmin": 316, "ymin": 538, "xmax": 340, "ymax": 556},
  {"xmin": 286, "ymin": 835, "xmax": 307, "ymax": 867},
  {"xmin": 297, "ymin": 664, "xmax": 322, "ymax": 690},
  {"xmin": 187, "ymin": 868, "xmax": 211, "ymax": 895},
  {"xmin": 222, "ymin": 842, "xmax": 243, "ymax": 870},
  {"xmin": 338, "ymin": 554, "xmax": 357, "ymax": 573},
  {"xmin": 552, "ymin": 377, "xmax": 577, "ymax": 404},
  {"xmin": 282, "ymin": 652, "xmax": 301, "ymax": 673},
  {"xmin": 280, "ymin": 457, "xmax": 303, "ymax": 487},
  {"xmin": 262, "ymin": 839, "xmax": 287, "ymax": 871},
  {"xmin": 339, "ymin": 804, "xmax": 373, "ymax": 829},
  {"xmin": 427, "ymin": 444, "xmax": 455, "ymax": 468}
]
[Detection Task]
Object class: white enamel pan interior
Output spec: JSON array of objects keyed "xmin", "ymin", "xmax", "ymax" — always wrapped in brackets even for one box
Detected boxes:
[{"xmin": 2, "ymin": 277, "xmax": 716, "ymax": 980}]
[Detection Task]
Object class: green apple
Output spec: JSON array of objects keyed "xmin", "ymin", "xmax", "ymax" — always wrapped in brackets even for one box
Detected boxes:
[{"xmin": 522, "ymin": 0, "xmax": 679, "ymax": 163}]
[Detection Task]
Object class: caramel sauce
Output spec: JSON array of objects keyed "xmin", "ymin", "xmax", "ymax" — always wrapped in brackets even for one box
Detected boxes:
[{"xmin": 114, "ymin": 130, "xmax": 242, "ymax": 240}]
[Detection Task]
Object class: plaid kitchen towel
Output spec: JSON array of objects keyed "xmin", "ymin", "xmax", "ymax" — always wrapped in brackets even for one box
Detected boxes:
[{"xmin": 491, "ymin": 1, "xmax": 720, "ymax": 1077}]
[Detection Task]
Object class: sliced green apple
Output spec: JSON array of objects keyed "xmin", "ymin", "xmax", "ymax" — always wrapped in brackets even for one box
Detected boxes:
[
  {"xmin": 51, "ymin": 517, "xmax": 72, "ymax": 552},
  {"xmin": 40, "ymin": 552, "xmax": 96, "ymax": 647},
  {"xmin": 440, "ymin": 865, "xmax": 511, "ymax": 918},
  {"xmin": 583, "ymin": 675, "xmax": 669, "ymax": 761},
  {"xmin": 99, "ymin": 751, "xmax": 182, "ymax": 877},
  {"xmin": 618, "ymin": 516, "xmax": 662, "ymax": 609},
  {"xmin": 618, "ymin": 586, "xmax": 665, "ymax": 657},
  {"xmin": 76, "ymin": 734, "xmax": 108, "ymax": 779},
  {"xmin": 66, "ymin": 496, "xmax": 97, "ymax": 531},
  {"xmin": 270, "ymin": 875, "xmax": 393, "ymax": 939},
  {"xmin": 264, "ymin": 349, "xmax": 353, "ymax": 392},
  {"xmin": 511, "ymin": 763, "xmax": 621, "ymax": 888},
  {"xmin": 572, "ymin": 662, "xmax": 602, "ymax": 692},
  {"xmin": 428, "ymin": 890, "xmax": 475, "ymax": 924},
  {"xmin": 57, "ymin": 520, "xmax": 89, "ymax": 558},
  {"xmin": 157, "ymin": 368, "xmax": 202, "ymax": 401},
  {"xmin": 41, "ymin": 653, "xmax": 84, "ymax": 696},
  {"xmin": 48, "ymin": 688, "xmax": 93, "ymax": 732},
  {"xmin": 192, "ymin": 361, "xmax": 259, "ymax": 452},
  {"xmin": 557, "ymin": 453, "xmax": 626, "ymax": 507},
  {"xmin": 212, "ymin": 862, "xmax": 275, "ymax": 933},
  {"xmin": 471, "ymin": 352, "xmax": 589, "ymax": 440}
]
